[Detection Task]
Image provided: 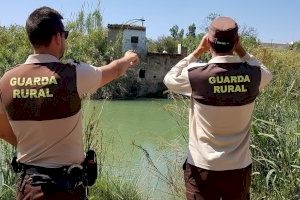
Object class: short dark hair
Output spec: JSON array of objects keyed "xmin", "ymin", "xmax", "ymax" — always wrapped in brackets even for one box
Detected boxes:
[
  {"xmin": 209, "ymin": 39, "xmax": 236, "ymax": 53},
  {"xmin": 208, "ymin": 16, "xmax": 238, "ymax": 53},
  {"xmin": 26, "ymin": 7, "xmax": 64, "ymax": 47}
]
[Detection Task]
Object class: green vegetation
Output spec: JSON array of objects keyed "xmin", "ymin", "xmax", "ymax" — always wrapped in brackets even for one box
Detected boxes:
[
  {"xmin": 0, "ymin": 5, "xmax": 299, "ymax": 200},
  {"xmin": 249, "ymin": 47, "xmax": 300, "ymax": 199}
]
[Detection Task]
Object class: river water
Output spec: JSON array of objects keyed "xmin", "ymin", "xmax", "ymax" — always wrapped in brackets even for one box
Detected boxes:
[{"xmin": 83, "ymin": 99, "xmax": 187, "ymax": 199}]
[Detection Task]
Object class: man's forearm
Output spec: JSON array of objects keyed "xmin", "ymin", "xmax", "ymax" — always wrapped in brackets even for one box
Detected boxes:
[
  {"xmin": 98, "ymin": 58, "xmax": 129, "ymax": 88},
  {"xmin": 98, "ymin": 51, "xmax": 139, "ymax": 88},
  {"xmin": 191, "ymin": 47, "xmax": 208, "ymax": 59}
]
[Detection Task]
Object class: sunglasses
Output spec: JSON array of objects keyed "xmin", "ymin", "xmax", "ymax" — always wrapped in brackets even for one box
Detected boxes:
[{"xmin": 61, "ymin": 30, "xmax": 69, "ymax": 39}]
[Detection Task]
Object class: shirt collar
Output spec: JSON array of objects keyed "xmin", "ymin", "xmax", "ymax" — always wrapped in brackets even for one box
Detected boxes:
[
  {"xmin": 208, "ymin": 55, "xmax": 242, "ymax": 64},
  {"xmin": 24, "ymin": 54, "xmax": 60, "ymax": 64}
]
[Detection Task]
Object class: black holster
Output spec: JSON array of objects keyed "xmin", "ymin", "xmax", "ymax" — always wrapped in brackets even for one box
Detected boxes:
[
  {"xmin": 83, "ymin": 150, "xmax": 98, "ymax": 186},
  {"xmin": 11, "ymin": 156, "xmax": 22, "ymax": 173}
]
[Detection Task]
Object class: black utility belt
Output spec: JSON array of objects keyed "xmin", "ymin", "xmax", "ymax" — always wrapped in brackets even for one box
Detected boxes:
[
  {"xmin": 11, "ymin": 150, "xmax": 98, "ymax": 187},
  {"xmin": 22, "ymin": 163, "xmax": 84, "ymax": 177},
  {"xmin": 19, "ymin": 164, "xmax": 86, "ymax": 195}
]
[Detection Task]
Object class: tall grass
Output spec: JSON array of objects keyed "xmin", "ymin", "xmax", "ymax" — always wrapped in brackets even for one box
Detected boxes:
[
  {"xmin": 0, "ymin": 142, "xmax": 17, "ymax": 199},
  {"xmin": 249, "ymin": 47, "xmax": 300, "ymax": 199}
]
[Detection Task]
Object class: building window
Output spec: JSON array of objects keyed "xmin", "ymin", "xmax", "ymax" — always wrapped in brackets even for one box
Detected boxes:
[
  {"xmin": 139, "ymin": 69, "xmax": 146, "ymax": 78},
  {"xmin": 131, "ymin": 36, "xmax": 139, "ymax": 44}
]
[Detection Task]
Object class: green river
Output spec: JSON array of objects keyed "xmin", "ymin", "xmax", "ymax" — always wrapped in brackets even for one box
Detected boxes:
[{"xmin": 83, "ymin": 99, "xmax": 187, "ymax": 199}]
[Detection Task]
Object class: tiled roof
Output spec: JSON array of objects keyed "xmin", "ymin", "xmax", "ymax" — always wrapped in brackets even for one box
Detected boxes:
[{"xmin": 108, "ymin": 24, "xmax": 146, "ymax": 31}]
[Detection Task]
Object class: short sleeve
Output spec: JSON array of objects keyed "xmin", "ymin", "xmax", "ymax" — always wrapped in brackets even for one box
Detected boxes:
[{"xmin": 70, "ymin": 61, "xmax": 102, "ymax": 98}]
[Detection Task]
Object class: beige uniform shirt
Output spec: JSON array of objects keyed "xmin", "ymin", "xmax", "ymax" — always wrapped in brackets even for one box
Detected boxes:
[
  {"xmin": 0, "ymin": 54, "xmax": 102, "ymax": 168},
  {"xmin": 164, "ymin": 53, "xmax": 272, "ymax": 170}
]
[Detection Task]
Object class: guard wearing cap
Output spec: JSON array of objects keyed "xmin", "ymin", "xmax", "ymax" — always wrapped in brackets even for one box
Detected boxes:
[
  {"xmin": 0, "ymin": 6, "xmax": 139, "ymax": 200},
  {"xmin": 164, "ymin": 17, "xmax": 272, "ymax": 199}
]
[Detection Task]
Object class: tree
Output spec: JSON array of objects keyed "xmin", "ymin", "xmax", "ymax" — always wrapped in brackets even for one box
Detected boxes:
[
  {"xmin": 170, "ymin": 25, "xmax": 179, "ymax": 39},
  {"xmin": 170, "ymin": 25, "xmax": 184, "ymax": 40},
  {"xmin": 239, "ymin": 25, "xmax": 260, "ymax": 50},
  {"xmin": 147, "ymin": 36, "xmax": 178, "ymax": 54},
  {"xmin": 290, "ymin": 41, "xmax": 300, "ymax": 51},
  {"xmin": 0, "ymin": 25, "xmax": 31, "ymax": 75},
  {"xmin": 178, "ymin": 29, "xmax": 184, "ymax": 40},
  {"xmin": 186, "ymin": 23, "xmax": 196, "ymax": 37}
]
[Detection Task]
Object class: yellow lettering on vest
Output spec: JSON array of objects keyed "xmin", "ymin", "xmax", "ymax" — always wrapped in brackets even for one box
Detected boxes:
[
  {"xmin": 41, "ymin": 77, "xmax": 49, "ymax": 85},
  {"xmin": 223, "ymin": 76, "xmax": 230, "ymax": 84},
  {"xmin": 213, "ymin": 85, "xmax": 248, "ymax": 93},
  {"xmin": 214, "ymin": 86, "xmax": 220, "ymax": 93},
  {"xmin": 235, "ymin": 85, "xmax": 242, "ymax": 92},
  {"xmin": 13, "ymin": 89, "xmax": 21, "ymax": 98},
  {"xmin": 12, "ymin": 89, "xmax": 54, "ymax": 98},
  {"xmin": 230, "ymin": 76, "xmax": 237, "ymax": 83},
  {"xmin": 30, "ymin": 89, "xmax": 38, "ymax": 98},
  {"xmin": 241, "ymin": 85, "xmax": 247, "ymax": 92},
  {"xmin": 33, "ymin": 77, "xmax": 41, "ymax": 85},
  {"xmin": 216, "ymin": 76, "xmax": 223, "ymax": 84},
  {"xmin": 38, "ymin": 89, "xmax": 46, "ymax": 98},
  {"xmin": 49, "ymin": 76, "xmax": 57, "ymax": 85},
  {"xmin": 25, "ymin": 78, "xmax": 32, "ymax": 86},
  {"xmin": 237, "ymin": 76, "xmax": 245, "ymax": 82},
  {"xmin": 220, "ymin": 85, "xmax": 227, "ymax": 93},
  {"xmin": 18, "ymin": 77, "xmax": 25, "ymax": 86},
  {"xmin": 244, "ymin": 75, "xmax": 250, "ymax": 82},
  {"xmin": 227, "ymin": 85, "xmax": 235, "ymax": 93},
  {"xmin": 10, "ymin": 77, "xmax": 17, "ymax": 86},
  {"xmin": 20, "ymin": 89, "xmax": 29, "ymax": 98},
  {"xmin": 208, "ymin": 77, "xmax": 216, "ymax": 84},
  {"xmin": 45, "ymin": 88, "xmax": 54, "ymax": 97}
]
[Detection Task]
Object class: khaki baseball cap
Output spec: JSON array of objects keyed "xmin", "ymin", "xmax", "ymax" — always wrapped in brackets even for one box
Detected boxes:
[{"xmin": 208, "ymin": 16, "xmax": 238, "ymax": 46}]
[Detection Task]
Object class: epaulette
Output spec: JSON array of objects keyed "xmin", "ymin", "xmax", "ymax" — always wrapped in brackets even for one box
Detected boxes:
[
  {"xmin": 73, "ymin": 59, "xmax": 80, "ymax": 65},
  {"xmin": 66, "ymin": 59, "xmax": 80, "ymax": 67}
]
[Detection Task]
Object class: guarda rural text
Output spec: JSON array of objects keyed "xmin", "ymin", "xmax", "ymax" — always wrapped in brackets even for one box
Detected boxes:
[
  {"xmin": 10, "ymin": 76, "xmax": 57, "ymax": 98},
  {"xmin": 9, "ymin": 74, "xmax": 250, "ymax": 98}
]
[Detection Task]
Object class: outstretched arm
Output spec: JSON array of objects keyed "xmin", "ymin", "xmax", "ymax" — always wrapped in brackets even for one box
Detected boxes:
[{"xmin": 99, "ymin": 51, "xmax": 140, "ymax": 88}]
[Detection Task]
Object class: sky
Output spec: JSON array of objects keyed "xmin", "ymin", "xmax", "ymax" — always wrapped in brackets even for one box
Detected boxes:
[{"xmin": 0, "ymin": 0, "xmax": 299, "ymax": 44}]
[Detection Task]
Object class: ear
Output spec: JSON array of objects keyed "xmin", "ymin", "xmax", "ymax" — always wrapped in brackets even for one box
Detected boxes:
[{"xmin": 52, "ymin": 33, "xmax": 61, "ymax": 46}]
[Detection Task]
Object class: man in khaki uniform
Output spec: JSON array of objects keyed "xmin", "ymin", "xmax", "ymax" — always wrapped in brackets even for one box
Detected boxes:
[
  {"xmin": 0, "ymin": 6, "xmax": 139, "ymax": 200},
  {"xmin": 164, "ymin": 17, "xmax": 272, "ymax": 200}
]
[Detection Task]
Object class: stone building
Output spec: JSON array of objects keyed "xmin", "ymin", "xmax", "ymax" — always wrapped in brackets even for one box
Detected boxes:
[
  {"xmin": 107, "ymin": 24, "xmax": 186, "ymax": 97},
  {"xmin": 107, "ymin": 24, "xmax": 147, "ymax": 57}
]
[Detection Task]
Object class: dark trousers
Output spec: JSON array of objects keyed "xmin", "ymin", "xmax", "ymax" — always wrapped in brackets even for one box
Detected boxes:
[
  {"xmin": 16, "ymin": 174, "xmax": 86, "ymax": 200},
  {"xmin": 183, "ymin": 161, "xmax": 251, "ymax": 200}
]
